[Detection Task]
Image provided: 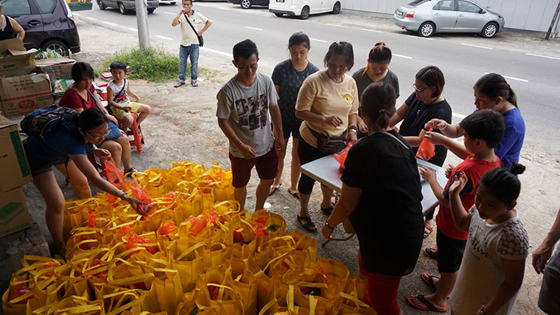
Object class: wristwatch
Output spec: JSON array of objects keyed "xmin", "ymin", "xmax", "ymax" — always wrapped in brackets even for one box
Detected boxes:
[{"xmin": 348, "ymin": 124, "xmax": 358, "ymax": 132}]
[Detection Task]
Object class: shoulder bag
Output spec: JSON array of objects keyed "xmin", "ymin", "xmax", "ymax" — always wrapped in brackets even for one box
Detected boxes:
[{"xmin": 184, "ymin": 13, "xmax": 204, "ymax": 47}]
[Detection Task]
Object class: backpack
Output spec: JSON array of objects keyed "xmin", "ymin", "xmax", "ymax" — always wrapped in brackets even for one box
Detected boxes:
[{"xmin": 20, "ymin": 105, "xmax": 78, "ymax": 140}]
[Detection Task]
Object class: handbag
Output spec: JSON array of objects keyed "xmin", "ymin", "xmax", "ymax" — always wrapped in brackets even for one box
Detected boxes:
[
  {"xmin": 184, "ymin": 13, "xmax": 204, "ymax": 47},
  {"xmin": 308, "ymin": 127, "xmax": 347, "ymax": 154}
]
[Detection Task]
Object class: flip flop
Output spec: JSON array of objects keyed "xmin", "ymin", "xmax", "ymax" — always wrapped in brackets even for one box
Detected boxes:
[
  {"xmin": 406, "ymin": 295, "xmax": 448, "ymax": 313},
  {"xmin": 425, "ymin": 247, "xmax": 439, "ymax": 259},
  {"xmin": 288, "ymin": 188, "xmax": 300, "ymax": 200},
  {"xmin": 331, "ymin": 192, "xmax": 340, "ymax": 205},
  {"xmin": 268, "ymin": 184, "xmax": 282, "ymax": 196},
  {"xmin": 421, "ymin": 272, "xmax": 452, "ymax": 298},
  {"xmin": 320, "ymin": 205, "xmax": 333, "ymax": 216},
  {"xmin": 297, "ymin": 215, "xmax": 317, "ymax": 233}
]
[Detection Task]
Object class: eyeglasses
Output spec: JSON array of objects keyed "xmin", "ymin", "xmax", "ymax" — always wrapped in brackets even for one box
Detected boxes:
[
  {"xmin": 87, "ymin": 129, "xmax": 110, "ymax": 140},
  {"xmin": 413, "ymin": 84, "xmax": 431, "ymax": 93}
]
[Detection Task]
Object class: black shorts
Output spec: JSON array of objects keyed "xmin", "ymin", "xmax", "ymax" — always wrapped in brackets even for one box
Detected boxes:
[
  {"xmin": 229, "ymin": 148, "xmax": 278, "ymax": 188},
  {"xmin": 436, "ymin": 229, "xmax": 467, "ymax": 274},
  {"xmin": 282, "ymin": 122, "xmax": 301, "ymax": 140}
]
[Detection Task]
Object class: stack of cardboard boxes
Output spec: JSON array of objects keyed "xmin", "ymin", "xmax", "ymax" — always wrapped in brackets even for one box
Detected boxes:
[{"xmin": 0, "ymin": 115, "xmax": 33, "ymax": 237}]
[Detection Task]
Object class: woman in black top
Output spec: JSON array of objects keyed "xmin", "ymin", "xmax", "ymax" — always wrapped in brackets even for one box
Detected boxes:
[
  {"xmin": 389, "ymin": 66, "xmax": 452, "ymax": 237},
  {"xmin": 0, "ymin": 3, "xmax": 25, "ymax": 40},
  {"xmin": 322, "ymin": 82, "xmax": 423, "ymax": 315}
]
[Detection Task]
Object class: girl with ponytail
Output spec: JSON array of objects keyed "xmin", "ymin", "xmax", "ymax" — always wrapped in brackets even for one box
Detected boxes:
[
  {"xmin": 322, "ymin": 82, "xmax": 424, "ymax": 315},
  {"xmin": 425, "ymin": 73, "xmax": 525, "ymax": 169},
  {"xmin": 444, "ymin": 164, "xmax": 529, "ymax": 315}
]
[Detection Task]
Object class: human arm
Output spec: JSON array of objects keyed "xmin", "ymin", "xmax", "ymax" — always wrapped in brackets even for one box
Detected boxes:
[
  {"xmin": 403, "ymin": 128, "xmax": 427, "ymax": 147},
  {"xmin": 425, "ymin": 131, "xmax": 470, "ymax": 160},
  {"xmin": 425, "ymin": 119, "xmax": 463, "ymax": 138},
  {"xmin": 419, "ymin": 166, "xmax": 449, "ymax": 207},
  {"xmin": 389, "ymin": 102, "xmax": 409, "ymax": 127},
  {"xmin": 171, "ymin": 9, "xmax": 186, "ymax": 27},
  {"xmin": 322, "ymin": 184, "xmax": 362, "ymax": 239},
  {"xmin": 269, "ymin": 105, "xmax": 285, "ymax": 153},
  {"xmin": 198, "ymin": 20, "xmax": 212, "ymax": 35},
  {"xmin": 478, "ymin": 259, "xmax": 526, "ymax": 314},
  {"xmin": 533, "ymin": 208, "xmax": 560, "ymax": 274},
  {"xmin": 69, "ymin": 154, "xmax": 145, "ymax": 214},
  {"xmin": 9, "ymin": 18, "xmax": 25, "ymax": 40},
  {"xmin": 217, "ymin": 117, "xmax": 255, "ymax": 159},
  {"xmin": 347, "ymin": 114, "xmax": 358, "ymax": 143},
  {"xmin": 448, "ymin": 171, "xmax": 472, "ymax": 231},
  {"xmin": 127, "ymin": 84, "xmax": 140, "ymax": 103}
]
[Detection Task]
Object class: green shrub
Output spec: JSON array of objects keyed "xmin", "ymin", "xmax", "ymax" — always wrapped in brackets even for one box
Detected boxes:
[{"xmin": 103, "ymin": 47, "xmax": 181, "ymax": 82}]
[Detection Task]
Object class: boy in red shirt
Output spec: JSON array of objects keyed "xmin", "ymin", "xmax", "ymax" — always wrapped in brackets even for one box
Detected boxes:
[{"xmin": 407, "ymin": 109, "xmax": 505, "ymax": 312}]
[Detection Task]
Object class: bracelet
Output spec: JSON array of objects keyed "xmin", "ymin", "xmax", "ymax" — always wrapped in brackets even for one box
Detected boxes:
[
  {"xmin": 349, "ymin": 129, "xmax": 357, "ymax": 134},
  {"xmin": 119, "ymin": 192, "xmax": 127, "ymax": 199},
  {"xmin": 324, "ymin": 222, "xmax": 335, "ymax": 230},
  {"xmin": 348, "ymin": 124, "xmax": 358, "ymax": 131}
]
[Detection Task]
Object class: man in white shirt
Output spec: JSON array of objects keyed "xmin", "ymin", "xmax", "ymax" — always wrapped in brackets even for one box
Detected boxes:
[{"xmin": 171, "ymin": 0, "xmax": 212, "ymax": 88}]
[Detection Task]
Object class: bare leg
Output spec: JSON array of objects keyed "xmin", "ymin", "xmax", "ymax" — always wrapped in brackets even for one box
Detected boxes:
[
  {"xmin": 272, "ymin": 139, "xmax": 288, "ymax": 189},
  {"xmin": 101, "ymin": 140, "xmax": 122, "ymax": 169},
  {"xmin": 115, "ymin": 135, "xmax": 133, "ymax": 170},
  {"xmin": 33, "ymin": 171, "xmax": 66, "ymax": 250},
  {"xmin": 120, "ymin": 114, "xmax": 134, "ymax": 131},
  {"xmin": 422, "ymin": 272, "xmax": 457, "ymax": 309},
  {"xmin": 136, "ymin": 105, "xmax": 151, "ymax": 125},
  {"xmin": 256, "ymin": 178, "xmax": 274, "ymax": 211},
  {"xmin": 320, "ymin": 184, "xmax": 334, "ymax": 209},
  {"xmin": 290, "ymin": 138, "xmax": 301, "ymax": 191},
  {"xmin": 54, "ymin": 161, "xmax": 91, "ymax": 199},
  {"xmin": 234, "ymin": 186, "xmax": 247, "ymax": 211},
  {"xmin": 299, "ymin": 193, "xmax": 311, "ymax": 217}
]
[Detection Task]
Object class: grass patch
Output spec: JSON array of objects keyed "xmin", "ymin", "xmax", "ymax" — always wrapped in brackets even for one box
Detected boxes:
[{"xmin": 103, "ymin": 47, "xmax": 181, "ymax": 82}]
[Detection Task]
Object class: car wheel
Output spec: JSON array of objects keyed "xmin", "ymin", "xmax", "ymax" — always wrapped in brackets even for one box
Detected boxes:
[
  {"xmin": 274, "ymin": 13, "xmax": 283, "ymax": 17},
  {"xmin": 148, "ymin": 8, "xmax": 155, "ymax": 13},
  {"xmin": 119, "ymin": 2, "xmax": 129, "ymax": 14},
  {"xmin": 240, "ymin": 0, "xmax": 252, "ymax": 9},
  {"xmin": 300, "ymin": 6, "xmax": 310, "ymax": 19},
  {"xmin": 332, "ymin": 1, "xmax": 341, "ymax": 14},
  {"xmin": 481, "ymin": 22, "xmax": 498, "ymax": 38},
  {"xmin": 97, "ymin": 0, "xmax": 106, "ymax": 10},
  {"xmin": 418, "ymin": 21, "xmax": 435, "ymax": 37},
  {"xmin": 42, "ymin": 40, "xmax": 70, "ymax": 57}
]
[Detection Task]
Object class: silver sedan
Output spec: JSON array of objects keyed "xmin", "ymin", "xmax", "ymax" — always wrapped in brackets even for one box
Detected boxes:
[{"xmin": 393, "ymin": 0, "xmax": 505, "ymax": 38}]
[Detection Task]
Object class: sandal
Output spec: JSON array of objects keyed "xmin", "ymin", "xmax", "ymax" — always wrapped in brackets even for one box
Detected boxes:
[
  {"xmin": 421, "ymin": 272, "xmax": 452, "ymax": 297},
  {"xmin": 268, "ymin": 184, "xmax": 282, "ymax": 196},
  {"xmin": 331, "ymin": 192, "xmax": 340, "ymax": 205},
  {"xmin": 288, "ymin": 188, "xmax": 300, "ymax": 200},
  {"xmin": 51, "ymin": 248, "xmax": 67, "ymax": 262},
  {"xmin": 297, "ymin": 215, "xmax": 317, "ymax": 233},
  {"xmin": 320, "ymin": 205, "xmax": 333, "ymax": 216},
  {"xmin": 425, "ymin": 247, "xmax": 439, "ymax": 259},
  {"xmin": 424, "ymin": 224, "xmax": 434, "ymax": 238},
  {"xmin": 406, "ymin": 295, "xmax": 448, "ymax": 313}
]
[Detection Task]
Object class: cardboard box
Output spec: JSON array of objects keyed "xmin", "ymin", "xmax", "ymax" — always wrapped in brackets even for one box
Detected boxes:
[
  {"xmin": 35, "ymin": 57, "xmax": 76, "ymax": 81},
  {"xmin": 0, "ymin": 187, "xmax": 33, "ymax": 238},
  {"xmin": 0, "ymin": 115, "xmax": 31, "ymax": 193},
  {"xmin": 0, "ymin": 38, "xmax": 36, "ymax": 77},
  {"xmin": 0, "ymin": 73, "xmax": 53, "ymax": 118}
]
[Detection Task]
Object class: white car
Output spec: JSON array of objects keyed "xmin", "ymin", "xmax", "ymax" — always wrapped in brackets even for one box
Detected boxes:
[
  {"xmin": 159, "ymin": 0, "xmax": 177, "ymax": 5},
  {"xmin": 269, "ymin": 0, "xmax": 342, "ymax": 19}
]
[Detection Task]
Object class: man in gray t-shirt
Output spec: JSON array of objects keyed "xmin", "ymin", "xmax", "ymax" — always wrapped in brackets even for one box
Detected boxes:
[
  {"xmin": 533, "ymin": 207, "xmax": 560, "ymax": 314},
  {"xmin": 217, "ymin": 39, "xmax": 284, "ymax": 211}
]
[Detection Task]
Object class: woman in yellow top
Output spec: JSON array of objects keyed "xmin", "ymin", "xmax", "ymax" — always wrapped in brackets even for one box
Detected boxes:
[{"xmin": 294, "ymin": 41, "xmax": 359, "ymax": 232}]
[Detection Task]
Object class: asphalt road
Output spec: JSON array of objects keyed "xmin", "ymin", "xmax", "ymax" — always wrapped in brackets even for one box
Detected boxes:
[{"xmin": 76, "ymin": 2, "xmax": 560, "ymax": 155}]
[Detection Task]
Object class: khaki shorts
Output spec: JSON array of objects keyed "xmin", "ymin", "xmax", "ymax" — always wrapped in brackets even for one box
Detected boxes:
[{"xmin": 111, "ymin": 102, "xmax": 144, "ymax": 120}]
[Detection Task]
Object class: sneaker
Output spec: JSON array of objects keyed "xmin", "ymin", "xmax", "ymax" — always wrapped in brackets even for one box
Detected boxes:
[
  {"xmin": 174, "ymin": 82, "xmax": 185, "ymax": 88},
  {"xmin": 191, "ymin": 81, "xmax": 198, "ymax": 87}
]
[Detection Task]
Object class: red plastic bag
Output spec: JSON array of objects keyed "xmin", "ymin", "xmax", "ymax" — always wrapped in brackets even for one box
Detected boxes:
[
  {"xmin": 159, "ymin": 220, "xmax": 177, "ymax": 235},
  {"xmin": 333, "ymin": 142, "xmax": 354, "ymax": 172},
  {"xmin": 126, "ymin": 180, "xmax": 154, "ymax": 215},
  {"xmin": 188, "ymin": 216, "xmax": 207, "ymax": 235},
  {"xmin": 87, "ymin": 211, "xmax": 96, "ymax": 228},
  {"xmin": 252, "ymin": 216, "xmax": 267, "ymax": 237},
  {"xmin": 104, "ymin": 157, "xmax": 124, "ymax": 189},
  {"xmin": 126, "ymin": 234, "xmax": 156, "ymax": 255},
  {"xmin": 416, "ymin": 129, "xmax": 436, "ymax": 161}
]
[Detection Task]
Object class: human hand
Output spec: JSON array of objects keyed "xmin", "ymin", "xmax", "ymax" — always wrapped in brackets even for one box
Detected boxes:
[
  {"xmin": 445, "ymin": 164, "xmax": 455, "ymax": 179},
  {"xmin": 93, "ymin": 148, "xmax": 111, "ymax": 160},
  {"xmin": 324, "ymin": 116, "xmax": 343, "ymax": 128},
  {"xmin": 275, "ymin": 137, "xmax": 285, "ymax": 154},
  {"xmin": 121, "ymin": 193, "xmax": 147, "ymax": 215},
  {"xmin": 358, "ymin": 121, "xmax": 368, "ymax": 134},
  {"xmin": 425, "ymin": 119, "xmax": 447, "ymax": 131},
  {"xmin": 321, "ymin": 223, "xmax": 334, "ymax": 240},
  {"xmin": 107, "ymin": 114, "xmax": 119, "ymax": 125},
  {"xmin": 533, "ymin": 241, "xmax": 554, "ymax": 274},
  {"xmin": 449, "ymin": 171, "xmax": 467, "ymax": 196},
  {"xmin": 347, "ymin": 131, "xmax": 358, "ymax": 143},
  {"xmin": 238, "ymin": 143, "xmax": 256, "ymax": 159},
  {"xmin": 425, "ymin": 131, "xmax": 446, "ymax": 146},
  {"xmin": 419, "ymin": 166, "xmax": 436, "ymax": 182},
  {"xmin": 123, "ymin": 106, "xmax": 132, "ymax": 112},
  {"xmin": 198, "ymin": 30, "xmax": 204, "ymax": 36}
]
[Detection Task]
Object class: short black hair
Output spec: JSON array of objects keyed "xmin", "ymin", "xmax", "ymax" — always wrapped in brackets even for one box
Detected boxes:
[
  {"xmin": 479, "ymin": 164, "xmax": 526, "ymax": 204},
  {"xmin": 233, "ymin": 39, "xmax": 259, "ymax": 62},
  {"xmin": 460, "ymin": 109, "xmax": 505, "ymax": 148},
  {"xmin": 288, "ymin": 32, "xmax": 311, "ymax": 50},
  {"xmin": 110, "ymin": 61, "xmax": 127, "ymax": 72},
  {"xmin": 416, "ymin": 65, "xmax": 445, "ymax": 98},
  {"xmin": 323, "ymin": 41, "xmax": 354, "ymax": 70},
  {"xmin": 71, "ymin": 62, "xmax": 94, "ymax": 83},
  {"xmin": 78, "ymin": 108, "xmax": 108, "ymax": 132}
]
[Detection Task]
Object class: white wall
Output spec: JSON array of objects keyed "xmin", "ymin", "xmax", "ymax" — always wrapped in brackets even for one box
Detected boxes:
[{"xmin": 342, "ymin": 0, "xmax": 560, "ymax": 33}]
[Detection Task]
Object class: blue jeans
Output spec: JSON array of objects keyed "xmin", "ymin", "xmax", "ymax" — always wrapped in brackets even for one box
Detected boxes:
[{"xmin": 178, "ymin": 44, "xmax": 199, "ymax": 84}]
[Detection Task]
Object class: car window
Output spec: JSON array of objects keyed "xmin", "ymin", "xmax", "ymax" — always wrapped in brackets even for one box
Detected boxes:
[
  {"xmin": 408, "ymin": 0, "xmax": 431, "ymax": 7},
  {"xmin": 2, "ymin": 0, "xmax": 32, "ymax": 16},
  {"xmin": 458, "ymin": 1, "xmax": 482, "ymax": 13},
  {"xmin": 433, "ymin": 0, "xmax": 455, "ymax": 11},
  {"xmin": 35, "ymin": 0, "xmax": 56, "ymax": 14}
]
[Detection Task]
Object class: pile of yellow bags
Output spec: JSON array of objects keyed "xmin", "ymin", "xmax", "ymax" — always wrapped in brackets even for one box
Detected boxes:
[{"xmin": 2, "ymin": 161, "xmax": 376, "ymax": 315}]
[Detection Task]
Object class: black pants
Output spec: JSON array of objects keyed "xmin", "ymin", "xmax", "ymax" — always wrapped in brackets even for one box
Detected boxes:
[{"xmin": 297, "ymin": 138, "xmax": 330, "ymax": 195}]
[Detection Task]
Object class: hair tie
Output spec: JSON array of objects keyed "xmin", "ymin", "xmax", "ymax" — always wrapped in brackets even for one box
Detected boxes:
[{"xmin": 379, "ymin": 109, "xmax": 385, "ymax": 113}]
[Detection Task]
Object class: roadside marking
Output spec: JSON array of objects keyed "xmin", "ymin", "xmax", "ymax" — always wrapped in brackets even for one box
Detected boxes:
[
  {"xmin": 452, "ymin": 113, "xmax": 467, "ymax": 119},
  {"xmin": 326, "ymin": 23, "xmax": 344, "ymax": 28},
  {"xmin": 393, "ymin": 54, "xmax": 413, "ymax": 59},
  {"xmin": 73, "ymin": 13, "xmax": 80, "ymax": 16},
  {"xmin": 244, "ymin": 26, "xmax": 263, "ymax": 31},
  {"xmin": 163, "ymin": 11, "xmax": 176, "ymax": 15},
  {"xmin": 360, "ymin": 28, "xmax": 383, "ymax": 33},
  {"xmin": 461, "ymin": 43, "xmax": 493, "ymax": 50},
  {"xmin": 85, "ymin": 17, "xmax": 97, "ymax": 21},
  {"xmin": 104, "ymin": 21, "xmax": 118, "ymax": 26},
  {"xmin": 156, "ymin": 35, "xmax": 174, "ymax": 41},
  {"xmin": 310, "ymin": 38, "xmax": 327, "ymax": 43},
  {"xmin": 127, "ymin": 27, "xmax": 138, "ymax": 31},
  {"xmin": 484, "ymin": 72, "xmax": 528, "ymax": 83},
  {"xmin": 408, "ymin": 36, "xmax": 433, "ymax": 41},
  {"xmin": 202, "ymin": 47, "xmax": 232, "ymax": 58},
  {"xmin": 526, "ymin": 53, "xmax": 560, "ymax": 61}
]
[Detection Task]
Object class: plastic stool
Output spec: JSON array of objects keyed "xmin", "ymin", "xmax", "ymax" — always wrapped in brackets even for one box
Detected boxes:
[{"xmin": 87, "ymin": 152, "xmax": 107, "ymax": 179}]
